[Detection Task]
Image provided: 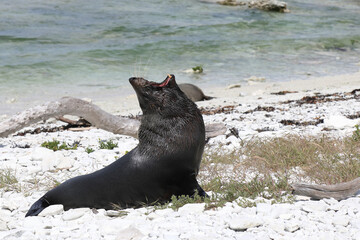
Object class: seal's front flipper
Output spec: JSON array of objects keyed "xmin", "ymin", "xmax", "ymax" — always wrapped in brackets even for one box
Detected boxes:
[
  {"xmin": 195, "ymin": 183, "xmax": 209, "ymax": 198},
  {"xmin": 25, "ymin": 197, "xmax": 50, "ymax": 217}
]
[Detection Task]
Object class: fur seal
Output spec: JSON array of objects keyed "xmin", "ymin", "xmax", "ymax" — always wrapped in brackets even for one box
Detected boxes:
[
  {"xmin": 26, "ymin": 74, "xmax": 206, "ymax": 217},
  {"xmin": 178, "ymin": 83, "xmax": 213, "ymax": 102}
]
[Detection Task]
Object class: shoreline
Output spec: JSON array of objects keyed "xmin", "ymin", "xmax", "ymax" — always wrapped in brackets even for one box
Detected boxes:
[
  {"xmin": 94, "ymin": 71, "xmax": 360, "ymax": 116},
  {"xmin": 1, "ymin": 71, "xmax": 359, "ymax": 120}
]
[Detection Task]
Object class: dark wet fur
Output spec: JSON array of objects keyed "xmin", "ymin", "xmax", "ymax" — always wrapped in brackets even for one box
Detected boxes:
[{"xmin": 26, "ymin": 75, "xmax": 206, "ymax": 217}]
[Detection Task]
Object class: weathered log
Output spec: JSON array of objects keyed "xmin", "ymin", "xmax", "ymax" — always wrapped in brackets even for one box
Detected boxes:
[
  {"xmin": 0, "ymin": 97, "xmax": 227, "ymax": 139},
  {"xmin": 291, "ymin": 177, "xmax": 360, "ymax": 200},
  {"xmin": 0, "ymin": 97, "xmax": 140, "ymax": 138}
]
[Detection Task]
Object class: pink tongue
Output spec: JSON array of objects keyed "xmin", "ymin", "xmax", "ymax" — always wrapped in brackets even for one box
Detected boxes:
[{"xmin": 158, "ymin": 77, "xmax": 170, "ymax": 87}]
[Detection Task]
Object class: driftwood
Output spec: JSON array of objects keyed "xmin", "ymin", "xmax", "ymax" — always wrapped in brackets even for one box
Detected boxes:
[
  {"xmin": 0, "ymin": 97, "xmax": 226, "ymax": 139},
  {"xmin": 292, "ymin": 177, "xmax": 360, "ymax": 200}
]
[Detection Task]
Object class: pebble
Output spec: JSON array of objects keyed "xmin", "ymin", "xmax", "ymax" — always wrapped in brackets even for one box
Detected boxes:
[
  {"xmin": 115, "ymin": 226, "xmax": 144, "ymax": 240},
  {"xmin": 178, "ymin": 203, "xmax": 205, "ymax": 215},
  {"xmin": 301, "ymin": 201, "xmax": 329, "ymax": 213},
  {"xmin": 229, "ymin": 216, "xmax": 263, "ymax": 231},
  {"xmin": 38, "ymin": 205, "xmax": 64, "ymax": 217},
  {"xmin": 62, "ymin": 208, "xmax": 88, "ymax": 221},
  {"xmin": 0, "ymin": 220, "xmax": 8, "ymax": 231}
]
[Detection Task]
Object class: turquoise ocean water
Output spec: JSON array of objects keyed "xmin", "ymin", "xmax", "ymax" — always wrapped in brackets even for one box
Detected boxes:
[{"xmin": 0, "ymin": 0, "xmax": 359, "ymax": 114}]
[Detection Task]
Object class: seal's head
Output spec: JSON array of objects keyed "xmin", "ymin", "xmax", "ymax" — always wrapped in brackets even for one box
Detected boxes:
[{"xmin": 129, "ymin": 74, "xmax": 192, "ymax": 116}]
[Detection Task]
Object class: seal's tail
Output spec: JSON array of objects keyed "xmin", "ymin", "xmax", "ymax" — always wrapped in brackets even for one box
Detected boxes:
[{"xmin": 25, "ymin": 197, "xmax": 50, "ymax": 217}]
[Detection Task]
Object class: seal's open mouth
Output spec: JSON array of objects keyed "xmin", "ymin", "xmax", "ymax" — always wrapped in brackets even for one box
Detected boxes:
[
  {"xmin": 129, "ymin": 74, "xmax": 175, "ymax": 89},
  {"xmin": 150, "ymin": 74, "xmax": 173, "ymax": 87}
]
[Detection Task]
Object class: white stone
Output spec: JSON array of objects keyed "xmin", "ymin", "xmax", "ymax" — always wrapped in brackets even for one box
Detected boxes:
[
  {"xmin": 352, "ymin": 230, "xmax": 360, "ymax": 240},
  {"xmin": 115, "ymin": 226, "xmax": 144, "ymax": 240},
  {"xmin": 270, "ymin": 204, "xmax": 292, "ymax": 218},
  {"xmin": 229, "ymin": 216, "xmax": 263, "ymax": 231},
  {"xmin": 0, "ymin": 209, "xmax": 11, "ymax": 223},
  {"xmin": 23, "ymin": 217, "xmax": 45, "ymax": 229},
  {"xmin": 146, "ymin": 212, "xmax": 161, "ymax": 221},
  {"xmin": 163, "ymin": 231, "xmax": 180, "ymax": 240},
  {"xmin": 105, "ymin": 210, "xmax": 122, "ymax": 217},
  {"xmin": 31, "ymin": 147, "xmax": 54, "ymax": 161},
  {"xmin": 256, "ymin": 202, "xmax": 272, "ymax": 216},
  {"xmin": 285, "ymin": 221, "xmax": 300, "ymax": 233},
  {"xmin": 178, "ymin": 203, "xmax": 205, "ymax": 215},
  {"xmin": 235, "ymin": 232, "xmax": 257, "ymax": 240},
  {"xmin": 332, "ymin": 215, "xmax": 349, "ymax": 227},
  {"xmin": 0, "ymin": 220, "xmax": 8, "ymax": 231},
  {"xmin": 38, "ymin": 205, "xmax": 64, "ymax": 217},
  {"xmin": 351, "ymin": 218, "xmax": 360, "ymax": 229},
  {"xmin": 155, "ymin": 208, "xmax": 174, "ymax": 217},
  {"xmin": 62, "ymin": 208, "xmax": 88, "ymax": 221},
  {"xmin": 56, "ymin": 156, "xmax": 74, "ymax": 170},
  {"xmin": 301, "ymin": 201, "xmax": 329, "ymax": 212},
  {"xmin": 1, "ymin": 199, "xmax": 19, "ymax": 211},
  {"xmin": 267, "ymin": 220, "xmax": 285, "ymax": 233},
  {"xmin": 324, "ymin": 115, "xmax": 358, "ymax": 129}
]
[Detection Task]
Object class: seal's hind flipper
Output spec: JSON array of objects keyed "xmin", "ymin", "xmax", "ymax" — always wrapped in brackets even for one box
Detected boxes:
[{"xmin": 25, "ymin": 197, "xmax": 50, "ymax": 217}]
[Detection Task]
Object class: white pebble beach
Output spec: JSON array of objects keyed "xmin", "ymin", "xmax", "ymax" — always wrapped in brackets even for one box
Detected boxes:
[{"xmin": 1, "ymin": 72, "xmax": 360, "ymax": 240}]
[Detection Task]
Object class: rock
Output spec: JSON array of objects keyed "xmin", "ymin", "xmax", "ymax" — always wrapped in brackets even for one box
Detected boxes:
[
  {"xmin": 38, "ymin": 205, "xmax": 64, "ymax": 217},
  {"xmin": 0, "ymin": 220, "xmax": 8, "ymax": 231},
  {"xmin": 162, "ymin": 231, "xmax": 180, "ymax": 240},
  {"xmin": 115, "ymin": 226, "xmax": 144, "ymax": 240},
  {"xmin": 217, "ymin": 0, "xmax": 246, "ymax": 6},
  {"xmin": 56, "ymin": 156, "xmax": 74, "ymax": 170},
  {"xmin": 270, "ymin": 204, "xmax": 292, "ymax": 218},
  {"xmin": 155, "ymin": 208, "xmax": 174, "ymax": 217},
  {"xmin": 350, "ymin": 219, "xmax": 360, "ymax": 229},
  {"xmin": 285, "ymin": 221, "xmax": 300, "ymax": 232},
  {"xmin": 105, "ymin": 210, "xmax": 124, "ymax": 217},
  {"xmin": 229, "ymin": 216, "xmax": 263, "ymax": 231},
  {"xmin": 31, "ymin": 147, "xmax": 54, "ymax": 161},
  {"xmin": 0, "ymin": 209, "xmax": 12, "ymax": 223},
  {"xmin": 1, "ymin": 199, "xmax": 19, "ymax": 211},
  {"xmin": 248, "ymin": 0, "xmax": 289, "ymax": 13},
  {"xmin": 256, "ymin": 202, "xmax": 272, "ymax": 216},
  {"xmin": 178, "ymin": 203, "xmax": 205, "ymax": 215},
  {"xmin": 267, "ymin": 220, "xmax": 285, "ymax": 233},
  {"xmin": 23, "ymin": 217, "xmax": 45, "ymax": 229},
  {"xmin": 323, "ymin": 115, "xmax": 358, "ymax": 129},
  {"xmin": 62, "ymin": 208, "xmax": 88, "ymax": 221},
  {"xmin": 100, "ymin": 219, "xmax": 131, "ymax": 235},
  {"xmin": 301, "ymin": 201, "xmax": 329, "ymax": 213},
  {"xmin": 332, "ymin": 215, "xmax": 349, "ymax": 227},
  {"xmin": 146, "ymin": 212, "xmax": 161, "ymax": 221}
]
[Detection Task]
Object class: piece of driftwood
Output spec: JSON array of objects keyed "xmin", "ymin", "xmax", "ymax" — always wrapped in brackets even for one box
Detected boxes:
[
  {"xmin": 0, "ymin": 97, "xmax": 227, "ymax": 139},
  {"xmin": 0, "ymin": 97, "xmax": 140, "ymax": 138},
  {"xmin": 292, "ymin": 177, "xmax": 360, "ymax": 200}
]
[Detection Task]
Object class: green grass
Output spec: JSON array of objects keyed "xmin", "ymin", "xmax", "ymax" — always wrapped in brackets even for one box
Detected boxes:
[
  {"xmin": 85, "ymin": 147, "xmax": 95, "ymax": 154},
  {"xmin": 99, "ymin": 139, "xmax": 118, "ymax": 150},
  {"xmin": 41, "ymin": 140, "xmax": 78, "ymax": 151}
]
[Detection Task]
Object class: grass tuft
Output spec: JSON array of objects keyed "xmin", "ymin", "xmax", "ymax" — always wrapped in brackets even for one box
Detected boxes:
[
  {"xmin": 41, "ymin": 140, "xmax": 78, "ymax": 151},
  {"xmin": 99, "ymin": 139, "xmax": 118, "ymax": 150},
  {"xmin": 0, "ymin": 169, "xmax": 20, "ymax": 192},
  {"xmin": 85, "ymin": 147, "xmax": 95, "ymax": 154}
]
